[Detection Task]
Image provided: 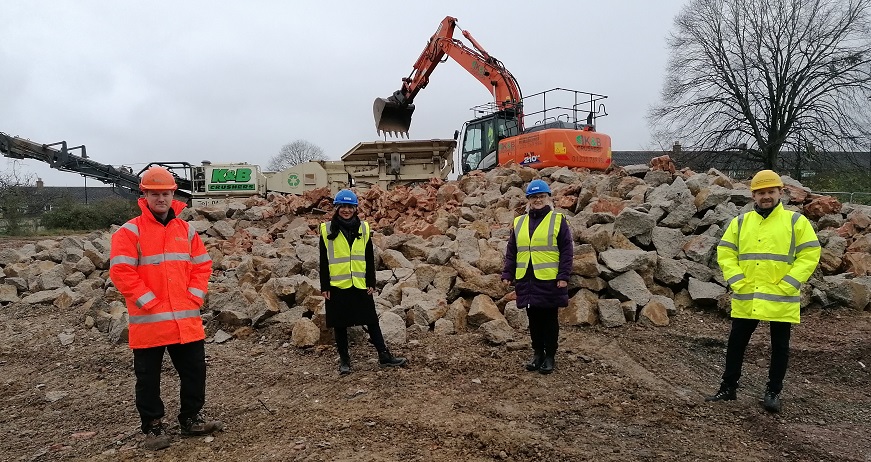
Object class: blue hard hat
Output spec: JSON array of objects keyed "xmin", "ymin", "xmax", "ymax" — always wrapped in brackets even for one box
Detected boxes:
[
  {"xmin": 525, "ymin": 179, "xmax": 551, "ymax": 197},
  {"xmin": 334, "ymin": 189, "xmax": 358, "ymax": 206}
]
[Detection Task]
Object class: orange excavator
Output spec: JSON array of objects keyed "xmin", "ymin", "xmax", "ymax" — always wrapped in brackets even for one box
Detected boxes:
[{"xmin": 374, "ymin": 16, "xmax": 612, "ymax": 174}]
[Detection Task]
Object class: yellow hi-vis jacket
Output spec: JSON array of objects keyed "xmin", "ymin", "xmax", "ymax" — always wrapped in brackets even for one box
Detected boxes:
[
  {"xmin": 320, "ymin": 221, "xmax": 370, "ymax": 289},
  {"xmin": 514, "ymin": 211, "xmax": 562, "ymax": 280},
  {"xmin": 717, "ymin": 203, "xmax": 820, "ymax": 323}
]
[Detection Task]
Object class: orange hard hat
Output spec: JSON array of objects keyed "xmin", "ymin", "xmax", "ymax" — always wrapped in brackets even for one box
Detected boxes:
[
  {"xmin": 750, "ymin": 170, "xmax": 783, "ymax": 191},
  {"xmin": 139, "ymin": 166, "xmax": 178, "ymax": 191}
]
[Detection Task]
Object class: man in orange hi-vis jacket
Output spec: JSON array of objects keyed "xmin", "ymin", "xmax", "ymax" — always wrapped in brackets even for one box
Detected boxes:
[{"xmin": 109, "ymin": 166, "xmax": 222, "ymax": 451}]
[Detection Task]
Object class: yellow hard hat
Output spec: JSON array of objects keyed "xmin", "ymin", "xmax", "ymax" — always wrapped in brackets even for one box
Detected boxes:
[{"xmin": 750, "ymin": 170, "xmax": 783, "ymax": 191}]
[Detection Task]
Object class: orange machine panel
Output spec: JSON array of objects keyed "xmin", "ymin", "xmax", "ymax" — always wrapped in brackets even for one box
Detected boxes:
[{"xmin": 498, "ymin": 128, "xmax": 612, "ymax": 170}]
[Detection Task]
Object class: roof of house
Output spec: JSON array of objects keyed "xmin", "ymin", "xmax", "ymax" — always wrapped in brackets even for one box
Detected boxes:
[{"xmin": 21, "ymin": 186, "xmax": 138, "ymax": 203}]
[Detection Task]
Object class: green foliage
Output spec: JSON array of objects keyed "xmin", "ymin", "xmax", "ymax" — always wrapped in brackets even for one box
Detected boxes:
[
  {"xmin": 802, "ymin": 171, "xmax": 871, "ymax": 205},
  {"xmin": 0, "ymin": 188, "xmax": 28, "ymax": 234},
  {"xmin": 40, "ymin": 198, "xmax": 139, "ymax": 231}
]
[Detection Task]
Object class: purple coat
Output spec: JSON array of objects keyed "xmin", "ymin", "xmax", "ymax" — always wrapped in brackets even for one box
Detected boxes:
[{"xmin": 501, "ymin": 206, "xmax": 573, "ymax": 309}]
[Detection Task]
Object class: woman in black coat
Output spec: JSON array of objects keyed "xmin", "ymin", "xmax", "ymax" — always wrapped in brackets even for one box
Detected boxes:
[
  {"xmin": 501, "ymin": 180, "xmax": 573, "ymax": 374},
  {"xmin": 319, "ymin": 189, "xmax": 406, "ymax": 375}
]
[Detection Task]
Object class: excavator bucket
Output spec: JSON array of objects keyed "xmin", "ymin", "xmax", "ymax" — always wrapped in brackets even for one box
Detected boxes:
[{"xmin": 374, "ymin": 97, "xmax": 415, "ymax": 138}]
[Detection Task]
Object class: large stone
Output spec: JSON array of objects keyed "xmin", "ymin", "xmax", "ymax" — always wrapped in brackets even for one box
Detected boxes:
[
  {"xmin": 560, "ymin": 289, "xmax": 599, "ymax": 326},
  {"xmin": 599, "ymin": 249, "xmax": 656, "ymax": 273},
  {"xmin": 654, "ymin": 258, "xmax": 686, "ymax": 286},
  {"xmin": 475, "ymin": 239, "xmax": 504, "ymax": 274},
  {"xmin": 381, "ymin": 249, "xmax": 414, "ymax": 269},
  {"xmin": 687, "ymin": 278, "xmax": 726, "ymax": 302},
  {"xmin": 639, "ymin": 298, "xmax": 671, "ymax": 326},
  {"xmin": 33, "ymin": 265, "xmax": 66, "ymax": 292},
  {"xmin": 614, "ymin": 207, "xmax": 656, "ymax": 238},
  {"xmin": 694, "ymin": 185, "xmax": 732, "ymax": 212},
  {"xmin": 379, "ymin": 311, "xmax": 407, "ymax": 345},
  {"xmin": 607, "ymin": 270, "xmax": 652, "ymax": 306},
  {"xmin": 827, "ymin": 279, "xmax": 870, "ymax": 310},
  {"xmin": 443, "ymin": 299, "xmax": 468, "ymax": 333},
  {"xmin": 455, "ymin": 228, "xmax": 481, "ymax": 264},
  {"xmin": 290, "ymin": 318, "xmax": 320, "ymax": 348},
  {"xmin": 21, "ymin": 288, "xmax": 66, "ymax": 305},
  {"xmin": 844, "ymin": 252, "xmax": 871, "ymax": 277},
  {"xmin": 0, "ymin": 284, "xmax": 19, "ymax": 303},
  {"xmin": 651, "ymin": 227, "xmax": 686, "ymax": 259},
  {"xmin": 597, "ymin": 299, "xmax": 626, "ymax": 328},
  {"xmin": 467, "ymin": 295, "xmax": 505, "ymax": 327},
  {"xmin": 682, "ymin": 234, "xmax": 719, "ymax": 265},
  {"xmin": 804, "ymin": 196, "xmax": 842, "ymax": 220},
  {"xmin": 480, "ymin": 318, "xmax": 515, "ymax": 345},
  {"xmin": 411, "ymin": 297, "xmax": 449, "ymax": 327},
  {"xmin": 503, "ymin": 301, "xmax": 529, "ymax": 331}
]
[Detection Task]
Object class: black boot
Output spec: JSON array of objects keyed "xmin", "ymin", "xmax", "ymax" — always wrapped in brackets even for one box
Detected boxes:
[
  {"xmin": 525, "ymin": 350, "xmax": 544, "ymax": 371},
  {"xmin": 761, "ymin": 387, "xmax": 782, "ymax": 413},
  {"xmin": 378, "ymin": 349, "xmax": 407, "ymax": 367},
  {"xmin": 538, "ymin": 355, "xmax": 555, "ymax": 375},
  {"xmin": 705, "ymin": 386, "xmax": 737, "ymax": 402},
  {"xmin": 338, "ymin": 354, "xmax": 351, "ymax": 375}
]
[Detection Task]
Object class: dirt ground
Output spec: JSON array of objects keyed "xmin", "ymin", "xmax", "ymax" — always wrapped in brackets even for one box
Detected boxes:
[{"xmin": 1, "ymin": 241, "xmax": 870, "ymax": 462}]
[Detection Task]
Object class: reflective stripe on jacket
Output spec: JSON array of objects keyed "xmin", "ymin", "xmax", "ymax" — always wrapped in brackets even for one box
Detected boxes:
[
  {"xmin": 514, "ymin": 211, "xmax": 562, "ymax": 280},
  {"xmin": 109, "ymin": 199, "xmax": 212, "ymax": 349},
  {"xmin": 716, "ymin": 203, "xmax": 820, "ymax": 323},
  {"xmin": 320, "ymin": 221, "xmax": 370, "ymax": 289}
]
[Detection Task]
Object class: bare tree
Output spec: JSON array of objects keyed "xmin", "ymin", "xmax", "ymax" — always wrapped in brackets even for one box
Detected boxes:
[
  {"xmin": 267, "ymin": 140, "xmax": 326, "ymax": 171},
  {"xmin": 0, "ymin": 161, "xmax": 35, "ymax": 234},
  {"xmin": 649, "ymin": 0, "xmax": 871, "ymax": 171}
]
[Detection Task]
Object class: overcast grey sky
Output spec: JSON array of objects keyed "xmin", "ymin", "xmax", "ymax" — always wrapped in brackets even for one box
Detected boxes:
[{"xmin": 1, "ymin": 1, "xmax": 688, "ymax": 186}]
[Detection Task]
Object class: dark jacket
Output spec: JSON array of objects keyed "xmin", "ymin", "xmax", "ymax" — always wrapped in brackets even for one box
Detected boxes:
[
  {"xmin": 319, "ymin": 223, "xmax": 378, "ymax": 328},
  {"xmin": 501, "ymin": 206, "xmax": 573, "ymax": 309}
]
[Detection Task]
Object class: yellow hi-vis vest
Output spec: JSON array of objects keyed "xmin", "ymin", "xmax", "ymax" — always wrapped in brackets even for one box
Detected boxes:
[
  {"xmin": 514, "ymin": 211, "xmax": 562, "ymax": 280},
  {"xmin": 320, "ymin": 221, "xmax": 370, "ymax": 289},
  {"xmin": 716, "ymin": 203, "xmax": 820, "ymax": 324}
]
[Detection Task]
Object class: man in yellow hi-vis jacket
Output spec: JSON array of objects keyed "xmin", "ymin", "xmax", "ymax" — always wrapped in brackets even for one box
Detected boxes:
[{"xmin": 706, "ymin": 170, "xmax": 820, "ymax": 413}]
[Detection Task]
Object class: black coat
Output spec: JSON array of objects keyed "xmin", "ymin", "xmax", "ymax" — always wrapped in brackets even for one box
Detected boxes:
[
  {"xmin": 501, "ymin": 206, "xmax": 574, "ymax": 309},
  {"xmin": 318, "ymin": 228, "xmax": 378, "ymax": 328}
]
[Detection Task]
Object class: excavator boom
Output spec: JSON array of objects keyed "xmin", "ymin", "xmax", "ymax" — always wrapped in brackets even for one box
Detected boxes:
[{"xmin": 374, "ymin": 16, "xmax": 522, "ymax": 137}]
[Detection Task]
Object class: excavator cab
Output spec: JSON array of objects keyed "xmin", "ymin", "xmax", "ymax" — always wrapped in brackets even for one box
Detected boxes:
[{"xmin": 460, "ymin": 111, "xmax": 520, "ymax": 174}]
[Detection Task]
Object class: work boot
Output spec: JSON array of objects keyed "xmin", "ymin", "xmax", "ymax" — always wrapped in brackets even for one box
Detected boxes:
[
  {"xmin": 538, "ymin": 356, "xmax": 555, "ymax": 375},
  {"xmin": 525, "ymin": 350, "xmax": 544, "ymax": 371},
  {"xmin": 339, "ymin": 354, "xmax": 351, "ymax": 375},
  {"xmin": 761, "ymin": 387, "xmax": 782, "ymax": 413},
  {"xmin": 378, "ymin": 349, "xmax": 407, "ymax": 367},
  {"xmin": 180, "ymin": 413, "xmax": 224, "ymax": 436},
  {"xmin": 705, "ymin": 386, "xmax": 737, "ymax": 402},
  {"xmin": 141, "ymin": 419, "xmax": 170, "ymax": 451}
]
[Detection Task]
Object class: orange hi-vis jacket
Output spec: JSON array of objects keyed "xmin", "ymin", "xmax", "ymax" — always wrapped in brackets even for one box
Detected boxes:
[{"xmin": 109, "ymin": 199, "xmax": 212, "ymax": 349}]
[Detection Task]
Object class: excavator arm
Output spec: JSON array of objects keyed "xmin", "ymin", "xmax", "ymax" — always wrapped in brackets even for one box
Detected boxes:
[{"xmin": 374, "ymin": 16, "xmax": 523, "ymax": 137}]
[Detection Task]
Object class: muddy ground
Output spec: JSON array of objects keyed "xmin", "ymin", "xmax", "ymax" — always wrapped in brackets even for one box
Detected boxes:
[{"xmin": 0, "ymin": 241, "xmax": 870, "ymax": 461}]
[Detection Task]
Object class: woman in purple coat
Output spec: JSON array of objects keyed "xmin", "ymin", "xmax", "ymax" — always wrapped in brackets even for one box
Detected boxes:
[{"xmin": 501, "ymin": 179, "xmax": 574, "ymax": 374}]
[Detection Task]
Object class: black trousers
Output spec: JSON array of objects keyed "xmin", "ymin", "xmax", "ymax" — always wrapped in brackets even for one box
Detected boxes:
[
  {"xmin": 334, "ymin": 323, "xmax": 388, "ymax": 357},
  {"xmin": 527, "ymin": 307, "xmax": 560, "ymax": 357},
  {"xmin": 721, "ymin": 318, "xmax": 792, "ymax": 394},
  {"xmin": 132, "ymin": 340, "xmax": 206, "ymax": 431}
]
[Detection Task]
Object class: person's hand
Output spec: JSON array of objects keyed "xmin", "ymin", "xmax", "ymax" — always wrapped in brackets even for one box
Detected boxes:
[
  {"xmin": 556, "ymin": 280, "xmax": 567, "ymax": 288},
  {"xmin": 367, "ymin": 287, "xmax": 376, "ymax": 295},
  {"xmin": 502, "ymin": 279, "xmax": 511, "ymax": 286},
  {"xmin": 321, "ymin": 291, "xmax": 330, "ymax": 300}
]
